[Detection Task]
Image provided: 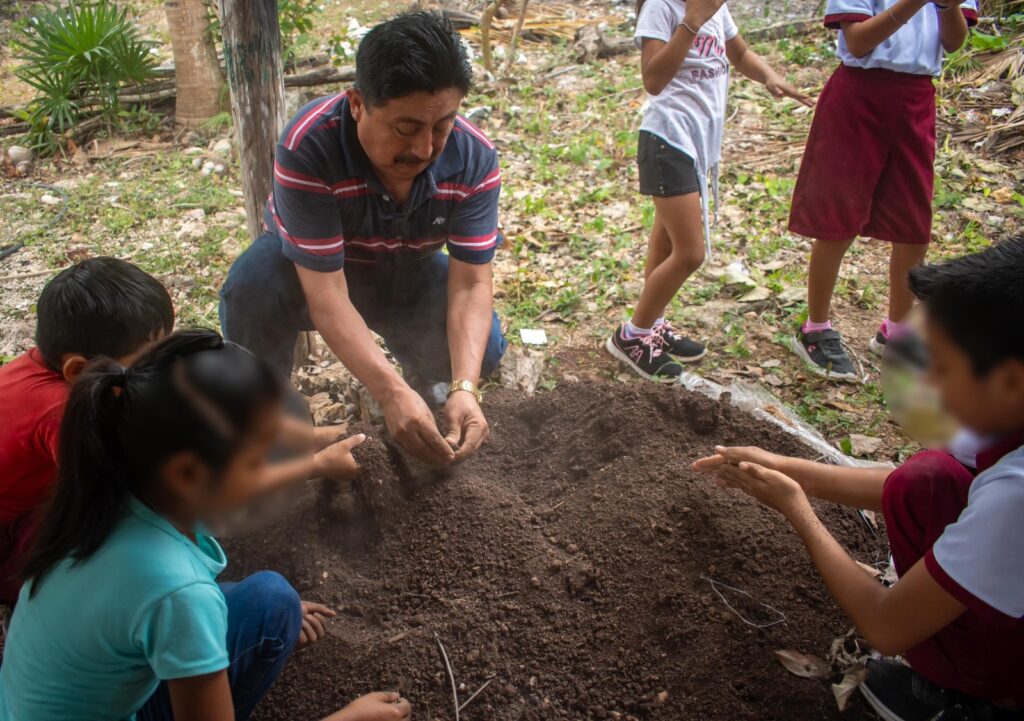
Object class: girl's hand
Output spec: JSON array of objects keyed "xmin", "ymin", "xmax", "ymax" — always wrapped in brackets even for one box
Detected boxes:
[
  {"xmin": 298, "ymin": 601, "xmax": 336, "ymax": 649},
  {"xmin": 313, "ymin": 424, "xmax": 348, "ymax": 451},
  {"xmin": 313, "ymin": 434, "xmax": 367, "ymax": 481},
  {"xmin": 712, "ymin": 461, "xmax": 808, "ymax": 516},
  {"xmin": 683, "ymin": 0, "xmax": 728, "ymax": 30},
  {"xmin": 336, "ymin": 692, "xmax": 412, "ymax": 721},
  {"xmin": 765, "ymin": 74, "xmax": 815, "ymax": 107},
  {"xmin": 692, "ymin": 445, "xmax": 789, "ymax": 473}
]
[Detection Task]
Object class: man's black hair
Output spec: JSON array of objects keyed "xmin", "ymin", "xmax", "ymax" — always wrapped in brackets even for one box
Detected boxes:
[
  {"xmin": 355, "ymin": 11, "xmax": 472, "ymax": 107},
  {"xmin": 910, "ymin": 236, "xmax": 1024, "ymax": 375},
  {"xmin": 35, "ymin": 257, "xmax": 174, "ymax": 370}
]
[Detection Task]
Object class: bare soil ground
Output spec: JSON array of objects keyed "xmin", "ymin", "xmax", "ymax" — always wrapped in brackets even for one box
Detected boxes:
[{"xmin": 225, "ymin": 381, "xmax": 886, "ymax": 721}]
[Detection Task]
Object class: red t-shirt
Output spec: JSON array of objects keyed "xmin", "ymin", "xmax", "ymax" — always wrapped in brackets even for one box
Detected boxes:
[{"xmin": 0, "ymin": 348, "xmax": 68, "ymax": 527}]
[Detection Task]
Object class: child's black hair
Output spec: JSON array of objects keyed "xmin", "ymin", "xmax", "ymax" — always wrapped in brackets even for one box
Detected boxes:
[
  {"xmin": 910, "ymin": 236, "xmax": 1024, "ymax": 375},
  {"xmin": 35, "ymin": 257, "xmax": 174, "ymax": 371},
  {"xmin": 354, "ymin": 11, "xmax": 472, "ymax": 107},
  {"xmin": 22, "ymin": 329, "xmax": 282, "ymax": 595}
]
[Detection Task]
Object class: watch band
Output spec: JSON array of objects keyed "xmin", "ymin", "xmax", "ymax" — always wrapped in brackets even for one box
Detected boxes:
[{"xmin": 449, "ymin": 379, "xmax": 481, "ymax": 402}]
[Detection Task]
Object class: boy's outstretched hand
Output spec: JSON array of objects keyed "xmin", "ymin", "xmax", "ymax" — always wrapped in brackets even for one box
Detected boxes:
[
  {"xmin": 765, "ymin": 73, "xmax": 816, "ymax": 107},
  {"xmin": 332, "ymin": 692, "xmax": 412, "ymax": 721},
  {"xmin": 708, "ymin": 461, "xmax": 808, "ymax": 516}
]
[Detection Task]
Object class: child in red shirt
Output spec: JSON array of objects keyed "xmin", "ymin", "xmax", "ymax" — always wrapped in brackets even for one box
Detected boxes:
[
  {"xmin": 0, "ymin": 258, "xmax": 174, "ymax": 604},
  {"xmin": 696, "ymin": 237, "xmax": 1024, "ymax": 719}
]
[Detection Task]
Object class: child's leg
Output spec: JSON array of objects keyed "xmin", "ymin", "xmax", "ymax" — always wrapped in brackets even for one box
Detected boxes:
[
  {"xmin": 806, "ymin": 238, "xmax": 855, "ymax": 325},
  {"xmin": 643, "ymin": 214, "xmax": 672, "ymax": 280},
  {"xmin": 888, "ymin": 241, "xmax": 930, "ymax": 324},
  {"xmin": 138, "ymin": 571, "xmax": 302, "ymax": 721},
  {"xmin": 631, "ymin": 193, "xmax": 704, "ymax": 329}
]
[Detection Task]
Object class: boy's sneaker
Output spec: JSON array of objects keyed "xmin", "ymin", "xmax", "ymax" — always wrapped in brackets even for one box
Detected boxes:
[
  {"xmin": 654, "ymin": 320, "xmax": 706, "ymax": 362},
  {"xmin": 790, "ymin": 327, "xmax": 860, "ymax": 382},
  {"xmin": 606, "ymin": 325, "xmax": 684, "ymax": 383},
  {"xmin": 860, "ymin": 659, "xmax": 937, "ymax": 721}
]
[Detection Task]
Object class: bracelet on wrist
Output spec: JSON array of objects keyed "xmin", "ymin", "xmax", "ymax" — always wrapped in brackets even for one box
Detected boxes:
[
  {"xmin": 679, "ymin": 20, "xmax": 701, "ymax": 35},
  {"xmin": 887, "ymin": 7, "xmax": 906, "ymax": 24}
]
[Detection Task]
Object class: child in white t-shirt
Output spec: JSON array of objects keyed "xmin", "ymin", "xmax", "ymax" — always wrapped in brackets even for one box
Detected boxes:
[
  {"xmin": 788, "ymin": 0, "xmax": 976, "ymax": 382},
  {"xmin": 608, "ymin": 0, "xmax": 814, "ymax": 382}
]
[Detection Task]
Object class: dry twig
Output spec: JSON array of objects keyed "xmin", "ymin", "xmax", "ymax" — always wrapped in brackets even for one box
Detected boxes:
[{"xmin": 434, "ymin": 632, "xmax": 460, "ymax": 721}]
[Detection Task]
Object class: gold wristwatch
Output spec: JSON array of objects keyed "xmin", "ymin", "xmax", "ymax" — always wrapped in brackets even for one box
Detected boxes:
[{"xmin": 448, "ymin": 379, "xmax": 482, "ymax": 402}]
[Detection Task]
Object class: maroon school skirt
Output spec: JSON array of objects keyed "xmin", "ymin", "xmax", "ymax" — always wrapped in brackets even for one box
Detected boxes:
[{"xmin": 789, "ymin": 64, "xmax": 936, "ymax": 245}]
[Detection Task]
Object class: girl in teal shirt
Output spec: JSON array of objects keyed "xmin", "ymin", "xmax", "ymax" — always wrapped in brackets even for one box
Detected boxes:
[{"xmin": 0, "ymin": 330, "xmax": 411, "ymax": 721}]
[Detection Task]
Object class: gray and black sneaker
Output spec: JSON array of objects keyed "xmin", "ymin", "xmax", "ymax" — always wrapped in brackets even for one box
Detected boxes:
[
  {"xmin": 606, "ymin": 325, "xmax": 684, "ymax": 383},
  {"xmin": 654, "ymin": 320, "xmax": 706, "ymax": 362},
  {"xmin": 860, "ymin": 658, "xmax": 1020, "ymax": 721},
  {"xmin": 860, "ymin": 659, "xmax": 939, "ymax": 721},
  {"xmin": 790, "ymin": 327, "xmax": 860, "ymax": 382}
]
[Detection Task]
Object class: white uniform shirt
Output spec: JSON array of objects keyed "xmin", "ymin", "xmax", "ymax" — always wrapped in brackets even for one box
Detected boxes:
[
  {"xmin": 825, "ymin": 0, "xmax": 979, "ymax": 77},
  {"xmin": 930, "ymin": 443, "xmax": 1024, "ymax": 620}
]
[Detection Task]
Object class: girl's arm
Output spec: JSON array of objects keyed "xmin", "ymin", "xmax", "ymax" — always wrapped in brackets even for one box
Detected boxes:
[
  {"xmin": 936, "ymin": 4, "xmax": 969, "ymax": 52},
  {"xmin": 714, "ymin": 462, "xmax": 967, "ymax": 655},
  {"xmin": 839, "ymin": 0, "xmax": 932, "ymax": 57},
  {"xmin": 640, "ymin": 0, "xmax": 727, "ymax": 95},
  {"xmin": 168, "ymin": 674, "xmax": 412, "ymax": 721},
  {"xmin": 694, "ymin": 446, "xmax": 890, "ymax": 510},
  {"xmin": 725, "ymin": 35, "xmax": 815, "ymax": 107}
]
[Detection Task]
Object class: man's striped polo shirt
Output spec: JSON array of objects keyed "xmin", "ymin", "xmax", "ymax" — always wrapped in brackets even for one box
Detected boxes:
[{"xmin": 264, "ymin": 91, "xmax": 502, "ymax": 273}]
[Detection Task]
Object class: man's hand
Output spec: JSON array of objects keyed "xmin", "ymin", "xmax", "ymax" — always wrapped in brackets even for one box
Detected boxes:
[
  {"xmin": 298, "ymin": 601, "xmax": 336, "ymax": 649},
  {"xmin": 711, "ymin": 461, "xmax": 809, "ymax": 517},
  {"xmin": 331, "ymin": 692, "xmax": 412, "ymax": 721},
  {"xmin": 313, "ymin": 434, "xmax": 367, "ymax": 481},
  {"xmin": 765, "ymin": 73, "xmax": 815, "ymax": 107},
  {"xmin": 444, "ymin": 390, "xmax": 490, "ymax": 462},
  {"xmin": 683, "ymin": 0, "xmax": 727, "ymax": 29},
  {"xmin": 382, "ymin": 387, "xmax": 455, "ymax": 467}
]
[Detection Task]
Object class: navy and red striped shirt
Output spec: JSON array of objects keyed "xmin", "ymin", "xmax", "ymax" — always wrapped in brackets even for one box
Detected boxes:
[{"xmin": 264, "ymin": 92, "xmax": 502, "ymax": 272}]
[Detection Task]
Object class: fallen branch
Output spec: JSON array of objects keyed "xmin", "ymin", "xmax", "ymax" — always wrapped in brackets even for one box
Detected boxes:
[
  {"xmin": 573, "ymin": 25, "xmax": 635, "ymax": 62},
  {"xmin": 434, "ymin": 633, "xmax": 461, "ymax": 721}
]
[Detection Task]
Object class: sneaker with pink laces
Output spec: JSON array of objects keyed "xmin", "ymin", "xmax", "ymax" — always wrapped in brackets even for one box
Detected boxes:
[{"xmin": 606, "ymin": 324, "xmax": 684, "ymax": 383}]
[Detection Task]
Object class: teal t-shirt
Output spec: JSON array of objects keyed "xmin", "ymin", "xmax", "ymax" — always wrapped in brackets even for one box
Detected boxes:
[{"xmin": 0, "ymin": 497, "xmax": 230, "ymax": 721}]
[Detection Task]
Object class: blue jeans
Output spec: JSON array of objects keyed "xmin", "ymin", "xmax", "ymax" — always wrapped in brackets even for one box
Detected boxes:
[
  {"xmin": 136, "ymin": 571, "xmax": 302, "ymax": 721},
  {"xmin": 220, "ymin": 232, "xmax": 508, "ymax": 381}
]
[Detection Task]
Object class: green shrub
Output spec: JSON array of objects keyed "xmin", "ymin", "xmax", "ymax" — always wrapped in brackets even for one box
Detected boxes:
[{"xmin": 15, "ymin": 0, "xmax": 156, "ymax": 153}]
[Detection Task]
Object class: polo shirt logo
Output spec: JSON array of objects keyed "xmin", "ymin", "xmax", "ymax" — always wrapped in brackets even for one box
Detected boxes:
[{"xmin": 433, "ymin": 216, "xmax": 447, "ymax": 225}]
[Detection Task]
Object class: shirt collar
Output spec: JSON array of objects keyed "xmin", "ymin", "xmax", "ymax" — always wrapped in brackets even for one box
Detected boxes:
[
  {"xmin": 976, "ymin": 431, "xmax": 1024, "ymax": 473},
  {"xmin": 127, "ymin": 495, "xmax": 227, "ymax": 576}
]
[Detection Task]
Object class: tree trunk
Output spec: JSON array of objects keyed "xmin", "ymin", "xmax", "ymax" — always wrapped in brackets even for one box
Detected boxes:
[
  {"xmin": 218, "ymin": 0, "xmax": 286, "ymax": 241},
  {"xmin": 165, "ymin": 0, "xmax": 226, "ymax": 127}
]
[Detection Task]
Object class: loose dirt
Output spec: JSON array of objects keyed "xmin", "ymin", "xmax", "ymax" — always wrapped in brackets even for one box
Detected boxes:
[{"xmin": 225, "ymin": 381, "xmax": 885, "ymax": 721}]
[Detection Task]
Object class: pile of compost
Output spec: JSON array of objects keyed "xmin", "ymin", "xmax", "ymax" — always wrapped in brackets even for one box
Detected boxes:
[{"xmin": 225, "ymin": 381, "xmax": 884, "ymax": 721}]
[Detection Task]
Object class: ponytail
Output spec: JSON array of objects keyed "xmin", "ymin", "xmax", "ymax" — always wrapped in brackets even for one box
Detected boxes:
[{"xmin": 22, "ymin": 329, "xmax": 282, "ymax": 595}]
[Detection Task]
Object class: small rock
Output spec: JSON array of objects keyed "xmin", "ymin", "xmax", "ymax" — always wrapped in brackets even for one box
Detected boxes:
[
  {"xmin": 14, "ymin": 161, "xmax": 32, "ymax": 177},
  {"xmin": 175, "ymin": 219, "xmax": 207, "ymax": 241},
  {"xmin": 184, "ymin": 146, "xmax": 206, "ymax": 155},
  {"xmin": 211, "ymin": 137, "xmax": 232, "ymax": 156},
  {"xmin": 7, "ymin": 145, "xmax": 34, "ymax": 164},
  {"xmin": 530, "ymin": 576, "xmax": 541, "ymax": 588},
  {"xmin": 192, "ymin": 158, "xmax": 203, "ymax": 169},
  {"xmin": 39, "ymin": 194, "xmax": 62, "ymax": 206},
  {"xmin": 566, "ymin": 543, "xmax": 579, "ymax": 555},
  {"xmin": 656, "ymin": 690, "xmax": 669, "ymax": 704},
  {"xmin": 184, "ymin": 208, "xmax": 206, "ymax": 221},
  {"xmin": 848, "ymin": 434, "xmax": 883, "ymax": 458}
]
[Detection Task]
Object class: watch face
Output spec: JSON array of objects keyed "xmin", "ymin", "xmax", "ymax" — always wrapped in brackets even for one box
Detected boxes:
[{"xmin": 880, "ymin": 308, "xmax": 958, "ymax": 448}]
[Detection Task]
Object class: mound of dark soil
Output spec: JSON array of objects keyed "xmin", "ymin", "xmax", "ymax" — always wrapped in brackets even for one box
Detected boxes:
[{"xmin": 225, "ymin": 381, "xmax": 885, "ymax": 721}]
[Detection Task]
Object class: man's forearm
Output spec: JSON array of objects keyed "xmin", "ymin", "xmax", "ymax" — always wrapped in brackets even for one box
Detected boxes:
[
  {"xmin": 447, "ymin": 272, "xmax": 493, "ymax": 384},
  {"xmin": 779, "ymin": 458, "xmax": 890, "ymax": 510},
  {"xmin": 296, "ymin": 265, "xmax": 407, "ymax": 403}
]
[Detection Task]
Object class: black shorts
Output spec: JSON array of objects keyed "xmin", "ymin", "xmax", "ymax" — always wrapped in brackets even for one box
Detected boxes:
[{"xmin": 637, "ymin": 130, "xmax": 701, "ymax": 197}]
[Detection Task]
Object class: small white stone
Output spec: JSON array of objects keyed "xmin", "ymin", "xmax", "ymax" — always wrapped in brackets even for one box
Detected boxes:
[
  {"xmin": 39, "ymin": 194, "xmax": 62, "ymax": 206},
  {"xmin": 7, "ymin": 145, "xmax": 34, "ymax": 164}
]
